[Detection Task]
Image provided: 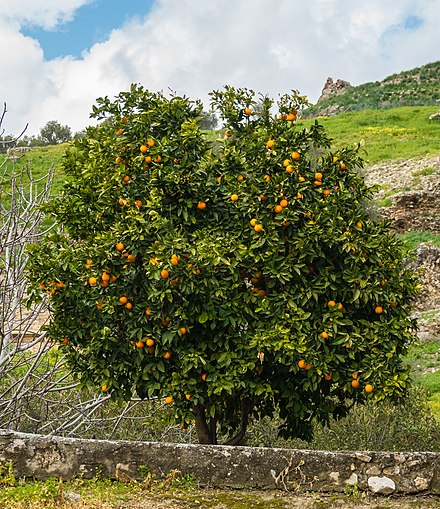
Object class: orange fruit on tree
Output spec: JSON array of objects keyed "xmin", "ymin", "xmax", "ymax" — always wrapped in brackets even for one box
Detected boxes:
[
  {"xmin": 115, "ymin": 156, "xmax": 122, "ymax": 164},
  {"xmin": 121, "ymin": 117, "xmax": 128, "ymax": 124},
  {"xmin": 352, "ymin": 372, "xmax": 358, "ymax": 379},
  {"xmin": 179, "ymin": 327, "xmax": 187, "ymax": 335},
  {"xmin": 304, "ymin": 363, "xmax": 312, "ymax": 370},
  {"xmin": 201, "ymin": 373, "xmax": 207, "ymax": 381},
  {"xmin": 146, "ymin": 338, "xmax": 155, "ymax": 347},
  {"xmin": 102, "ymin": 384, "xmax": 108, "ymax": 392},
  {"xmin": 165, "ymin": 395, "xmax": 173, "ymax": 404},
  {"xmin": 390, "ymin": 300, "xmax": 398, "ymax": 309},
  {"xmin": 321, "ymin": 331, "xmax": 329, "ymax": 339},
  {"xmin": 365, "ymin": 384, "xmax": 374, "ymax": 393},
  {"xmin": 125, "ymin": 302, "xmax": 133, "ymax": 310},
  {"xmin": 254, "ymin": 224, "xmax": 263, "ymax": 232},
  {"xmin": 154, "ymin": 155, "xmax": 162, "ymax": 163},
  {"xmin": 185, "ymin": 394, "xmax": 191, "ymax": 401},
  {"xmin": 140, "ymin": 144, "xmax": 148, "ymax": 154},
  {"xmin": 115, "ymin": 128, "xmax": 123, "ymax": 136},
  {"xmin": 291, "ymin": 151, "xmax": 300, "ymax": 160},
  {"xmin": 119, "ymin": 296, "xmax": 128, "ymax": 304},
  {"xmin": 60, "ymin": 337, "xmax": 69, "ymax": 346},
  {"xmin": 274, "ymin": 205, "xmax": 283, "ymax": 213},
  {"xmin": 237, "ymin": 175, "xmax": 244, "ymax": 181},
  {"xmin": 197, "ymin": 201, "xmax": 206, "ymax": 210},
  {"xmin": 266, "ymin": 139, "xmax": 275, "ymax": 149},
  {"xmin": 264, "ymin": 175, "xmax": 271, "ymax": 183},
  {"xmin": 286, "ymin": 165, "xmax": 294, "ymax": 174},
  {"xmin": 244, "ymin": 107, "xmax": 252, "ymax": 116},
  {"xmin": 102, "ymin": 272, "xmax": 110, "ymax": 282},
  {"xmin": 259, "ymin": 194, "xmax": 267, "ymax": 201},
  {"xmin": 86, "ymin": 259, "xmax": 93, "ymax": 266},
  {"xmin": 122, "ymin": 175, "xmax": 130, "ymax": 184},
  {"xmin": 145, "ymin": 155, "xmax": 152, "ymax": 164},
  {"xmin": 298, "ymin": 176, "xmax": 305, "ymax": 182},
  {"xmin": 375, "ymin": 305, "xmax": 383, "ymax": 315},
  {"xmin": 280, "ymin": 199, "xmax": 288, "ymax": 208},
  {"xmin": 351, "ymin": 379, "xmax": 360, "ymax": 388},
  {"xmin": 283, "ymin": 159, "xmax": 291, "ymax": 167},
  {"xmin": 324, "ymin": 374, "xmax": 332, "ymax": 381},
  {"xmin": 258, "ymin": 289, "xmax": 266, "ymax": 298},
  {"xmin": 323, "ymin": 189, "xmax": 331, "ymax": 196},
  {"xmin": 225, "ymin": 130, "xmax": 232, "ymax": 137},
  {"xmin": 134, "ymin": 200, "xmax": 142, "ymax": 208},
  {"xmin": 356, "ymin": 221, "xmax": 363, "ymax": 229},
  {"xmin": 333, "ymin": 156, "xmax": 339, "ymax": 163},
  {"xmin": 328, "ymin": 300, "xmax": 336, "ymax": 308},
  {"xmin": 89, "ymin": 277, "xmax": 97, "ymax": 286},
  {"xmin": 340, "ymin": 162, "xmax": 347, "ymax": 170},
  {"xmin": 315, "ymin": 172, "xmax": 323, "ymax": 180},
  {"xmin": 147, "ymin": 139, "xmax": 155, "ymax": 147},
  {"xmin": 163, "ymin": 351, "xmax": 171, "ymax": 360},
  {"xmin": 287, "ymin": 113, "xmax": 296, "ymax": 121},
  {"xmin": 314, "ymin": 180, "xmax": 322, "ymax": 186},
  {"xmin": 296, "ymin": 192, "xmax": 303, "ymax": 199},
  {"xmin": 96, "ymin": 302, "xmax": 103, "ymax": 311},
  {"xmin": 118, "ymin": 198, "xmax": 126, "ymax": 206},
  {"xmin": 231, "ymin": 194, "xmax": 239, "ymax": 202},
  {"xmin": 250, "ymin": 218, "xmax": 257, "ymax": 227},
  {"xmin": 160, "ymin": 269, "xmax": 169, "ymax": 279},
  {"xmin": 145, "ymin": 308, "xmax": 152, "ymax": 316},
  {"xmin": 136, "ymin": 341, "xmax": 145, "ymax": 348},
  {"xmin": 298, "ymin": 359, "xmax": 306, "ymax": 369}
]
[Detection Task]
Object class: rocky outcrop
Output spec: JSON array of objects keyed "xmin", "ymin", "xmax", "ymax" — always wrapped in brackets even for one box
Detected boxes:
[
  {"xmin": 0, "ymin": 430, "xmax": 440, "ymax": 494},
  {"xmin": 317, "ymin": 77, "xmax": 352, "ymax": 103}
]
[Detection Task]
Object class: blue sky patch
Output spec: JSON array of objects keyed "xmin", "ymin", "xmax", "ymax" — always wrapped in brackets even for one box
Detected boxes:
[{"xmin": 21, "ymin": 0, "xmax": 156, "ymax": 60}]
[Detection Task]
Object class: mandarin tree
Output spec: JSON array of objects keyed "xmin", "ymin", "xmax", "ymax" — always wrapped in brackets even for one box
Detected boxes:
[{"xmin": 26, "ymin": 85, "xmax": 417, "ymax": 445}]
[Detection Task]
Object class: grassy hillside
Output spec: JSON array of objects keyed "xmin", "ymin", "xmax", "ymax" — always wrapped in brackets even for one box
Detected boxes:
[{"xmin": 304, "ymin": 60, "xmax": 440, "ymax": 116}]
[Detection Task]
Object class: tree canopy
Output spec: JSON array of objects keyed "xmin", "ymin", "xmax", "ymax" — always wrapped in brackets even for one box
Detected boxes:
[{"xmin": 27, "ymin": 85, "xmax": 418, "ymax": 444}]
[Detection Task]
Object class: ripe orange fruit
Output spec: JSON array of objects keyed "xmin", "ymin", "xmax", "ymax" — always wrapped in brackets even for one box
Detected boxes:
[
  {"xmin": 356, "ymin": 221, "xmax": 363, "ymax": 229},
  {"xmin": 333, "ymin": 156, "xmax": 339, "ymax": 163},
  {"xmin": 122, "ymin": 175, "xmax": 130, "ymax": 184},
  {"xmin": 352, "ymin": 373, "xmax": 358, "ymax": 379},
  {"xmin": 39, "ymin": 283, "xmax": 46, "ymax": 290},
  {"xmin": 127, "ymin": 254, "xmax": 136, "ymax": 263},
  {"xmin": 136, "ymin": 341, "xmax": 145, "ymax": 348},
  {"xmin": 279, "ymin": 199, "xmax": 288, "ymax": 208},
  {"xmin": 145, "ymin": 155, "xmax": 152, "ymax": 164},
  {"xmin": 231, "ymin": 194, "xmax": 239, "ymax": 202},
  {"xmin": 351, "ymin": 379, "xmax": 360, "ymax": 388},
  {"xmin": 171, "ymin": 255, "xmax": 179, "ymax": 266},
  {"xmin": 225, "ymin": 130, "xmax": 232, "ymax": 138},
  {"xmin": 125, "ymin": 302, "xmax": 133, "ymax": 310},
  {"xmin": 266, "ymin": 139, "xmax": 275, "ymax": 149},
  {"xmin": 154, "ymin": 155, "xmax": 162, "ymax": 163},
  {"xmin": 298, "ymin": 359, "xmax": 306, "ymax": 369},
  {"xmin": 365, "ymin": 384, "xmax": 373, "ymax": 393},
  {"xmin": 163, "ymin": 351, "xmax": 171, "ymax": 360},
  {"xmin": 324, "ymin": 374, "xmax": 332, "ymax": 381},
  {"xmin": 286, "ymin": 165, "xmax": 294, "ymax": 174},
  {"xmin": 146, "ymin": 338, "xmax": 155, "ymax": 347},
  {"xmin": 274, "ymin": 205, "xmax": 283, "ymax": 213},
  {"xmin": 170, "ymin": 277, "xmax": 179, "ymax": 285},
  {"xmin": 115, "ymin": 128, "xmax": 123, "ymax": 136},
  {"xmin": 338, "ymin": 303, "xmax": 344, "ymax": 311},
  {"xmin": 264, "ymin": 175, "xmax": 271, "ymax": 183},
  {"xmin": 321, "ymin": 331, "xmax": 329, "ymax": 339},
  {"xmin": 102, "ymin": 272, "xmax": 110, "ymax": 282},
  {"xmin": 328, "ymin": 300, "xmax": 336, "ymax": 308},
  {"xmin": 250, "ymin": 218, "xmax": 257, "ymax": 227},
  {"xmin": 296, "ymin": 193, "xmax": 303, "ymax": 199},
  {"xmin": 283, "ymin": 159, "xmax": 291, "ymax": 168},
  {"xmin": 291, "ymin": 151, "xmax": 300, "ymax": 160},
  {"xmin": 115, "ymin": 156, "xmax": 122, "ymax": 164},
  {"xmin": 86, "ymin": 259, "xmax": 93, "ymax": 265},
  {"xmin": 254, "ymin": 224, "xmax": 263, "ymax": 232},
  {"xmin": 298, "ymin": 176, "xmax": 305, "ymax": 182},
  {"xmin": 197, "ymin": 201, "xmax": 206, "ymax": 210},
  {"xmin": 304, "ymin": 363, "xmax": 312, "ymax": 371},
  {"xmin": 258, "ymin": 289, "xmax": 266, "ymax": 298},
  {"xmin": 259, "ymin": 194, "xmax": 268, "ymax": 201},
  {"xmin": 60, "ymin": 337, "xmax": 69, "ymax": 346},
  {"xmin": 147, "ymin": 139, "xmax": 155, "ymax": 147},
  {"xmin": 315, "ymin": 172, "xmax": 323, "ymax": 180},
  {"xmin": 145, "ymin": 308, "xmax": 152, "ymax": 316},
  {"xmin": 134, "ymin": 200, "xmax": 142, "ymax": 208},
  {"xmin": 102, "ymin": 384, "xmax": 108, "ymax": 392},
  {"xmin": 323, "ymin": 189, "xmax": 331, "ymax": 196},
  {"xmin": 118, "ymin": 198, "xmax": 125, "ymax": 206},
  {"xmin": 340, "ymin": 162, "xmax": 347, "ymax": 170},
  {"xmin": 179, "ymin": 327, "xmax": 187, "ymax": 335},
  {"xmin": 121, "ymin": 117, "xmax": 128, "ymax": 124},
  {"xmin": 201, "ymin": 373, "xmax": 207, "ymax": 381},
  {"xmin": 165, "ymin": 396, "xmax": 173, "ymax": 404},
  {"xmin": 96, "ymin": 302, "xmax": 103, "ymax": 311},
  {"xmin": 119, "ymin": 296, "xmax": 128, "ymax": 304},
  {"xmin": 380, "ymin": 279, "xmax": 386, "ymax": 287},
  {"xmin": 160, "ymin": 269, "xmax": 169, "ymax": 279},
  {"xmin": 185, "ymin": 394, "xmax": 191, "ymax": 401},
  {"xmin": 390, "ymin": 300, "xmax": 398, "ymax": 309},
  {"xmin": 140, "ymin": 144, "xmax": 148, "ymax": 154},
  {"xmin": 244, "ymin": 107, "xmax": 252, "ymax": 116},
  {"xmin": 287, "ymin": 113, "xmax": 296, "ymax": 122},
  {"xmin": 89, "ymin": 277, "xmax": 97, "ymax": 286},
  {"xmin": 237, "ymin": 175, "xmax": 244, "ymax": 181},
  {"xmin": 375, "ymin": 305, "xmax": 383, "ymax": 315},
  {"xmin": 314, "ymin": 180, "xmax": 322, "ymax": 186}
]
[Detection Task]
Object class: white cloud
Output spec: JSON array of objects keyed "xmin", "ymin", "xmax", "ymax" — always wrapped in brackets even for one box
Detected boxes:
[{"xmin": 1, "ymin": 0, "xmax": 439, "ymax": 136}]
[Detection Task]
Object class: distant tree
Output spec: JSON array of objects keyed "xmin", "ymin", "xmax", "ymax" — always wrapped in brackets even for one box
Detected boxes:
[
  {"xmin": 199, "ymin": 111, "xmax": 218, "ymax": 130},
  {"xmin": 39, "ymin": 120, "xmax": 72, "ymax": 145}
]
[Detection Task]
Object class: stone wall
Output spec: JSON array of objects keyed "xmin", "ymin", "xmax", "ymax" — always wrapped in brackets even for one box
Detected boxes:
[{"xmin": 1, "ymin": 430, "xmax": 439, "ymax": 495}]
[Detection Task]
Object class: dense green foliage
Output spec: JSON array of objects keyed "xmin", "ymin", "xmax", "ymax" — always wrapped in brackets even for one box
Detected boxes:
[{"xmin": 304, "ymin": 60, "xmax": 440, "ymax": 116}]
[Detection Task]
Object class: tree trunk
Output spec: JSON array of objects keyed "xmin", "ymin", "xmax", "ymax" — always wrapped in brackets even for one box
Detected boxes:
[
  {"xmin": 193, "ymin": 404, "xmax": 217, "ymax": 444},
  {"xmin": 224, "ymin": 397, "xmax": 253, "ymax": 446}
]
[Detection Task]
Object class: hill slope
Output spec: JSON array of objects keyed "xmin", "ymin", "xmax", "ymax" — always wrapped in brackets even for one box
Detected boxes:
[{"xmin": 304, "ymin": 60, "xmax": 440, "ymax": 117}]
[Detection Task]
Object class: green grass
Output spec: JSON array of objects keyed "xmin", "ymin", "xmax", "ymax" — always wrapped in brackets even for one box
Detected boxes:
[
  {"xmin": 396, "ymin": 231, "xmax": 440, "ymax": 252},
  {"xmin": 299, "ymin": 106, "xmax": 440, "ymax": 164}
]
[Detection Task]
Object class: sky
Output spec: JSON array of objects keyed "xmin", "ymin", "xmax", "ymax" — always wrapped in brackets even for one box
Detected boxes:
[{"xmin": 0, "ymin": 0, "xmax": 439, "ymax": 137}]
